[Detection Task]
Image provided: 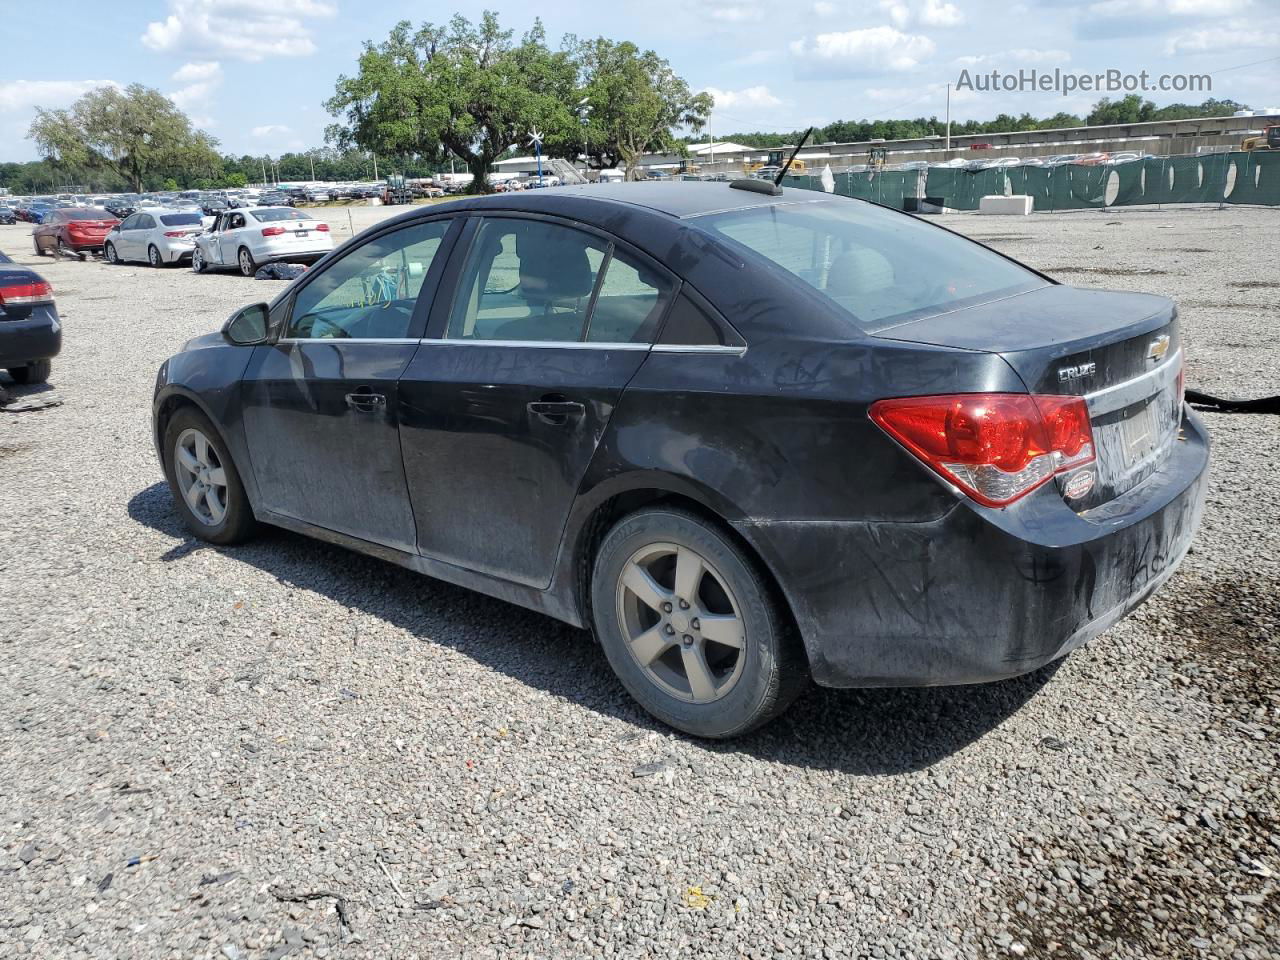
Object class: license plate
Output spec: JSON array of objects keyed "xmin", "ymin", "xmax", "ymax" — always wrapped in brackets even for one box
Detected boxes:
[{"xmin": 294, "ymin": 230, "xmax": 309, "ymax": 237}]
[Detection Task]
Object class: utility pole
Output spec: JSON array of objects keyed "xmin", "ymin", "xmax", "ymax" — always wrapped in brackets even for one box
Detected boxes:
[
  {"xmin": 309, "ymin": 154, "xmax": 315, "ymax": 181},
  {"xmin": 945, "ymin": 83, "xmax": 952, "ymax": 153},
  {"xmin": 261, "ymin": 156, "xmax": 268, "ymax": 187},
  {"xmin": 372, "ymin": 154, "xmax": 378, "ymax": 181}
]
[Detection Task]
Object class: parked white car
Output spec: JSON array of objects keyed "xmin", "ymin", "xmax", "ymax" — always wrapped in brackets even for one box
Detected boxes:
[
  {"xmin": 191, "ymin": 207, "xmax": 333, "ymax": 276},
  {"xmin": 103, "ymin": 209, "xmax": 206, "ymax": 267}
]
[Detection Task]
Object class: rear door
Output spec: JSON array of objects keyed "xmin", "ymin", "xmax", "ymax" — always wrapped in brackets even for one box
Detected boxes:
[
  {"xmin": 239, "ymin": 217, "xmax": 459, "ymax": 550},
  {"xmin": 399, "ymin": 214, "xmax": 676, "ymax": 586}
]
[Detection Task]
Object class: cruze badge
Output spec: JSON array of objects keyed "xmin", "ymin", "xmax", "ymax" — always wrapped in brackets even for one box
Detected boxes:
[
  {"xmin": 1147, "ymin": 335, "xmax": 1171, "ymax": 362},
  {"xmin": 1058, "ymin": 361, "xmax": 1096, "ymax": 383}
]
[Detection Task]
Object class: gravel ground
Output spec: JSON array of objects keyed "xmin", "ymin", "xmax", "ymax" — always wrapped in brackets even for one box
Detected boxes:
[{"xmin": 1, "ymin": 202, "xmax": 1276, "ymax": 960}]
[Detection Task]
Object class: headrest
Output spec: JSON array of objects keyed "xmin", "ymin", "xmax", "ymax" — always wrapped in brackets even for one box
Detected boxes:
[
  {"xmin": 517, "ymin": 226, "xmax": 595, "ymax": 303},
  {"xmin": 825, "ymin": 248, "xmax": 895, "ymax": 300}
]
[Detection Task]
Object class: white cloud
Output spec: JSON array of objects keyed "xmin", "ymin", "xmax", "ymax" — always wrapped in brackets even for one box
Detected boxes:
[
  {"xmin": 1165, "ymin": 24, "xmax": 1279, "ymax": 52},
  {"xmin": 812, "ymin": 1, "xmax": 838, "ymax": 14},
  {"xmin": 728, "ymin": 49, "xmax": 781, "ymax": 66},
  {"xmin": 954, "ymin": 48, "xmax": 1071, "ymax": 66},
  {"xmin": 920, "ymin": 0, "xmax": 964, "ymax": 25},
  {"xmin": 790, "ymin": 26, "xmax": 936, "ymax": 76},
  {"xmin": 142, "ymin": 0, "xmax": 337, "ymax": 62},
  {"xmin": 252, "ymin": 124, "xmax": 292, "ymax": 137},
  {"xmin": 1088, "ymin": 0, "xmax": 1251, "ymax": 18},
  {"xmin": 703, "ymin": 85, "xmax": 784, "ymax": 109},
  {"xmin": 879, "ymin": 0, "xmax": 911, "ymax": 26},
  {"xmin": 168, "ymin": 61, "xmax": 223, "ymax": 114},
  {"xmin": 0, "ymin": 79, "xmax": 119, "ymax": 113}
]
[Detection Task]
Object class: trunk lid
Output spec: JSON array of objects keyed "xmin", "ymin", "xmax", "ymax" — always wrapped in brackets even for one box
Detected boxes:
[{"xmin": 873, "ymin": 285, "xmax": 1183, "ymax": 509}]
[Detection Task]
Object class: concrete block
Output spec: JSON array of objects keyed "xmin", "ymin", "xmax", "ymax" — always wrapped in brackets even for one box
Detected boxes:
[{"xmin": 978, "ymin": 195, "xmax": 1034, "ymax": 215}]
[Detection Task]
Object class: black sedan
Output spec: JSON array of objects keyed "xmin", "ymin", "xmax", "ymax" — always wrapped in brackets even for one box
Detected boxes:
[
  {"xmin": 0, "ymin": 250, "xmax": 59, "ymax": 385},
  {"xmin": 152, "ymin": 182, "xmax": 1208, "ymax": 738}
]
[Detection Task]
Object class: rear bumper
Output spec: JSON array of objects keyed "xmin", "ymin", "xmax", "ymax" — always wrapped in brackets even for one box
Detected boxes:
[
  {"xmin": 0, "ymin": 308, "xmax": 62, "ymax": 368},
  {"xmin": 736, "ymin": 407, "xmax": 1210, "ymax": 688}
]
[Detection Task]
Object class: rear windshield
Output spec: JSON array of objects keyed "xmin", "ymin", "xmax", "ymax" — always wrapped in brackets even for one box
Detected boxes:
[
  {"xmin": 697, "ymin": 199, "xmax": 1046, "ymax": 330},
  {"xmin": 63, "ymin": 209, "xmax": 110, "ymax": 221},
  {"xmin": 159, "ymin": 213, "xmax": 202, "ymax": 226},
  {"xmin": 252, "ymin": 208, "xmax": 312, "ymax": 222}
]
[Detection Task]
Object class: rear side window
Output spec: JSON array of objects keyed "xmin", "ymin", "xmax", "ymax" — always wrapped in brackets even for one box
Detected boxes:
[
  {"xmin": 253, "ymin": 208, "xmax": 312, "ymax": 222},
  {"xmin": 585, "ymin": 249, "xmax": 673, "ymax": 344},
  {"xmin": 698, "ymin": 200, "xmax": 1045, "ymax": 330},
  {"xmin": 658, "ymin": 294, "xmax": 743, "ymax": 347}
]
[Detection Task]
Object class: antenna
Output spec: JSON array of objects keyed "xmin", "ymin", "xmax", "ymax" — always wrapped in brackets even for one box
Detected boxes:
[{"xmin": 774, "ymin": 127, "xmax": 814, "ymax": 186}]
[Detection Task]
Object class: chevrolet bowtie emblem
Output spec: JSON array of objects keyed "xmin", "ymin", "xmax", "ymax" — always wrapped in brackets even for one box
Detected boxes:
[{"xmin": 1147, "ymin": 335, "xmax": 1171, "ymax": 362}]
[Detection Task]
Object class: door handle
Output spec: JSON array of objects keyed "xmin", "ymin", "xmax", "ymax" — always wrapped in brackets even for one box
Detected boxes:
[
  {"xmin": 527, "ymin": 395, "xmax": 585, "ymax": 424},
  {"xmin": 345, "ymin": 390, "xmax": 387, "ymax": 412}
]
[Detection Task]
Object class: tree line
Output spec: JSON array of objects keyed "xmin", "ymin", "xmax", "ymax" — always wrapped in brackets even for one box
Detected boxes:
[{"xmin": 704, "ymin": 96, "xmax": 1250, "ymax": 149}]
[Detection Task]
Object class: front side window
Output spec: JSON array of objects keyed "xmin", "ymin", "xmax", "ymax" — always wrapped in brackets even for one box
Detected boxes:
[
  {"xmin": 698, "ymin": 200, "xmax": 1046, "ymax": 330},
  {"xmin": 285, "ymin": 219, "xmax": 451, "ymax": 341},
  {"xmin": 446, "ymin": 219, "xmax": 607, "ymax": 342}
]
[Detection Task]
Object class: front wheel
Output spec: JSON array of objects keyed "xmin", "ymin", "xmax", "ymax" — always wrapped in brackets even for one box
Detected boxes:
[
  {"xmin": 237, "ymin": 247, "xmax": 255, "ymax": 277},
  {"xmin": 590, "ymin": 507, "xmax": 806, "ymax": 738},
  {"xmin": 162, "ymin": 407, "xmax": 258, "ymax": 545},
  {"xmin": 8, "ymin": 359, "xmax": 51, "ymax": 385},
  {"xmin": 192, "ymin": 248, "xmax": 207, "ymax": 274},
  {"xmin": 104, "ymin": 242, "xmax": 120, "ymax": 264}
]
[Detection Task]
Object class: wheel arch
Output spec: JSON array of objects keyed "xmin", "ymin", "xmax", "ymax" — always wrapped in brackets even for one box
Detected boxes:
[{"xmin": 561, "ymin": 477, "xmax": 809, "ymax": 672}]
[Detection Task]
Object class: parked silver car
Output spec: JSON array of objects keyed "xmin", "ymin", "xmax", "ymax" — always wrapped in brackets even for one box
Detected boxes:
[{"xmin": 103, "ymin": 209, "xmax": 205, "ymax": 267}]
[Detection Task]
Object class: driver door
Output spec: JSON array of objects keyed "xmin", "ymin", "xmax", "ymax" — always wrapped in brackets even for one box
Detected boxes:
[{"xmin": 239, "ymin": 217, "xmax": 459, "ymax": 551}]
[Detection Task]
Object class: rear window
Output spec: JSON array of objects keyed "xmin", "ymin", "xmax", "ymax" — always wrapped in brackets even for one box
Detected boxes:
[
  {"xmin": 63, "ymin": 209, "xmax": 110, "ymax": 221},
  {"xmin": 252, "ymin": 208, "xmax": 312, "ymax": 222},
  {"xmin": 697, "ymin": 199, "xmax": 1046, "ymax": 330},
  {"xmin": 159, "ymin": 213, "xmax": 202, "ymax": 227}
]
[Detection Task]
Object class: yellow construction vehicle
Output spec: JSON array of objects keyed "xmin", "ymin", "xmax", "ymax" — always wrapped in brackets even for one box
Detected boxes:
[{"xmin": 1242, "ymin": 124, "xmax": 1280, "ymax": 151}]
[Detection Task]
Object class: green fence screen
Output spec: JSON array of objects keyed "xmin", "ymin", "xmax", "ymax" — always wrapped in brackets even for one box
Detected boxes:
[{"xmin": 787, "ymin": 151, "xmax": 1280, "ymax": 210}]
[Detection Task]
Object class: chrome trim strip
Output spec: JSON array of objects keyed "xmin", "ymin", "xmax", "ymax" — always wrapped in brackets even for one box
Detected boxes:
[
  {"xmin": 650, "ymin": 344, "xmax": 748, "ymax": 356},
  {"xmin": 275, "ymin": 337, "xmax": 422, "ymax": 345},
  {"xmin": 1084, "ymin": 349, "xmax": 1181, "ymax": 417},
  {"xmin": 423, "ymin": 339, "xmax": 650, "ymax": 351}
]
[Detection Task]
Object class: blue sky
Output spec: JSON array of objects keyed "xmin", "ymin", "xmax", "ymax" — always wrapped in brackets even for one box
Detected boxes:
[{"xmin": 2, "ymin": 0, "xmax": 1277, "ymax": 161}]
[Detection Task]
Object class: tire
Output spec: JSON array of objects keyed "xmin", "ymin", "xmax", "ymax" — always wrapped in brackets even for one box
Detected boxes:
[
  {"xmin": 192, "ymin": 248, "xmax": 207, "ymax": 274},
  {"xmin": 104, "ymin": 242, "xmax": 119, "ymax": 264},
  {"xmin": 33, "ymin": 237, "xmax": 44, "ymax": 256},
  {"xmin": 8, "ymin": 359, "xmax": 51, "ymax": 385},
  {"xmin": 237, "ymin": 247, "xmax": 255, "ymax": 277},
  {"xmin": 148, "ymin": 244, "xmax": 163, "ymax": 268},
  {"xmin": 162, "ymin": 406, "xmax": 258, "ymax": 545},
  {"xmin": 56, "ymin": 238, "xmax": 69, "ymax": 259},
  {"xmin": 590, "ymin": 507, "xmax": 806, "ymax": 738}
]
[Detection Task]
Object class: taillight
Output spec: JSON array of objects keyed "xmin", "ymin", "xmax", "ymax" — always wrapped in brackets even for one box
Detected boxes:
[
  {"xmin": 870, "ymin": 393, "xmax": 1096, "ymax": 507},
  {"xmin": 261, "ymin": 226, "xmax": 286, "ymax": 236},
  {"xmin": 0, "ymin": 281, "xmax": 54, "ymax": 306},
  {"xmin": 315, "ymin": 223, "xmax": 329, "ymax": 232},
  {"xmin": 164, "ymin": 231, "xmax": 188, "ymax": 238}
]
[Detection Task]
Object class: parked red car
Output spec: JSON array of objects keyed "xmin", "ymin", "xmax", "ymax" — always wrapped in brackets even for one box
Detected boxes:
[{"xmin": 33, "ymin": 207, "xmax": 120, "ymax": 258}]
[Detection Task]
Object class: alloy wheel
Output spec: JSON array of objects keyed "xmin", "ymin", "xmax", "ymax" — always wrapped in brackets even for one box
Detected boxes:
[
  {"xmin": 149, "ymin": 246, "xmax": 161, "ymax": 267},
  {"xmin": 192, "ymin": 249, "xmax": 204, "ymax": 273},
  {"xmin": 239, "ymin": 250, "xmax": 253, "ymax": 276},
  {"xmin": 615, "ymin": 542, "xmax": 746, "ymax": 704},
  {"xmin": 173, "ymin": 428, "xmax": 228, "ymax": 526},
  {"xmin": 105, "ymin": 243, "xmax": 118, "ymax": 264}
]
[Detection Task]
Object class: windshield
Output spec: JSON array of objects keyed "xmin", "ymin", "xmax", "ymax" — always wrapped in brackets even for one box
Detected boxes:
[
  {"xmin": 697, "ymin": 199, "xmax": 1046, "ymax": 330},
  {"xmin": 160, "ymin": 213, "xmax": 202, "ymax": 227},
  {"xmin": 253, "ymin": 208, "xmax": 312, "ymax": 222}
]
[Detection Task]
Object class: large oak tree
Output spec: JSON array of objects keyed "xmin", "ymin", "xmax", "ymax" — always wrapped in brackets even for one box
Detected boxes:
[
  {"xmin": 326, "ymin": 12, "xmax": 575, "ymax": 193},
  {"xmin": 28, "ymin": 84, "xmax": 220, "ymax": 193}
]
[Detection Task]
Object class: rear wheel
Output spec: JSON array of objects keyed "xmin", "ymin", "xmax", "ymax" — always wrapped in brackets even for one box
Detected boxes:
[
  {"xmin": 148, "ymin": 244, "xmax": 163, "ymax": 268},
  {"xmin": 162, "ymin": 407, "xmax": 257, "ymax": 545},
  {"xmin": 591, "ymin": 507, "xmax": 806, "ymax": 738},
  {"xmin": 33, "ymin": 237, "xmax": 43, "ymax": 256},
  {"xmin": 8, "ymin": 360, "xmax": 51, "ymax": 385},
  {"xmin": 237, "ymin": 247, "xmax": 255, "ymax": 277}
]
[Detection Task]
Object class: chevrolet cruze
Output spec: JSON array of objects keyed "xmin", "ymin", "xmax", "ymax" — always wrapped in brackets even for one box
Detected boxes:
[{"xmin": 152, "ymin": 182, "xmax": 1208, "ymax": 738}]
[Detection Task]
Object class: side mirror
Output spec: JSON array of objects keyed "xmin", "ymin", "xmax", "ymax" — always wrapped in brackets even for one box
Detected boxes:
[{"xmin": 222, "ymin": 303, "xmax": 270, "ymax": 346}]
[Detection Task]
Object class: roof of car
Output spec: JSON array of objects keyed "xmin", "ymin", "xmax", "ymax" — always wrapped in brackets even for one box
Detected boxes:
[{"xmin": 452, "ymin": 181, "xmax": 835, "ymax": 220}]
